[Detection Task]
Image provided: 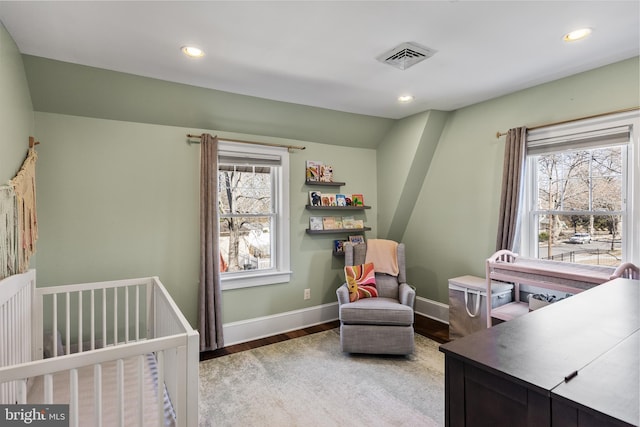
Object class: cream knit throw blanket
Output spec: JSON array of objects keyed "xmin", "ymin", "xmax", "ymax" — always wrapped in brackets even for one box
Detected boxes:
[
  {"xmin": 0, "ymin": 185, "xmax": 17, "ymax": 279},
  {"xmin": 365, "ymin": 239, "xmax": 399, "ymax": 276}
]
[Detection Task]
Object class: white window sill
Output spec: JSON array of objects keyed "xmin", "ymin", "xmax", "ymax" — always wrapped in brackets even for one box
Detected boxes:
[{"xmin": 221, "ymin": 270, "xmax": 293, "ymax": 290}]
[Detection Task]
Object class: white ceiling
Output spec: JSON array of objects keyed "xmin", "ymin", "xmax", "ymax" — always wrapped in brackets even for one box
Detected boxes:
[{"xmin": 0, "ymin": 1, "xmax": 638, "ymax": 119}]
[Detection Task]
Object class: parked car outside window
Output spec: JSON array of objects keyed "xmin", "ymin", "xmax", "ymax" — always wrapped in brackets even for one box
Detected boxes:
[{"xmin": 569, "ymin": 233, "xmax": 591, "ymax": 244}]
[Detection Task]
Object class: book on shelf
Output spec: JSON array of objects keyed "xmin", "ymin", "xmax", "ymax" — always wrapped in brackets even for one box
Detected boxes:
[
  {"xmin": 322, "ymin": 216, "xmax": 343, "ymax": 230},
  {"xmin": 342, "ymin": 216, "xmax": 357, "ymax": 229},
  {"xmin": 321, "ymin": 193, "xmax": 336, "ymax": 206},
  {"xmin": 336, "ymin": 194, "xmax": 346, "ymax": 206},
  {"xmin": 348, "ymin": 235, "xmax": 365, "ymax": 245},
  {"xmin": 319, "ymin": 164, "xmax": 334, "ymax": 182},
  {"xmin": 351, "ymin": 194, "xmax": 364, "ymax": 206},
  {"xmin": 309, "ymin": 190, "xmax": 322, "ymax": 206},
  {"xmin": 309, "ymin": 216, "xmax": 323, "ymax": 230},
  {"xmin": 306, "ymin": 160, "xmax": 321, "ymax": 182},
  {"xmin": 342, "ymin": 216, "xmax": 364, "ymax": 229},
  {"xmin": 334, "ymin": 239, "xmax": 348, "ymax": 253}
]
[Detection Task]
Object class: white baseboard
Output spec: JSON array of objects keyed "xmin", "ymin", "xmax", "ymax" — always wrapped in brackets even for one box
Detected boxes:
[
  {"xmin": 415, "ymin": 296, "xmax": 449, "ymax": 324},
  {"xmin": 222, "ymin": 297, "xmax": 449, "ymax": 346},
  {"xmin": 223, "ymin": 302, "xmax": 339, "ymax": 346}
]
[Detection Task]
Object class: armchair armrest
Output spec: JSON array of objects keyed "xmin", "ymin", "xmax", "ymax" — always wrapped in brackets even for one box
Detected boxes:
[
  {"xmin": 399, "ymin": 283, "xmax": 416, "ymax": 309},
  {"xmin": 336, "ymin": 283, "xmax": 350, "ymax": 305}
]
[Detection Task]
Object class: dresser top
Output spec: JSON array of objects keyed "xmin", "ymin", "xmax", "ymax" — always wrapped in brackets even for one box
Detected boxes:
[{"xmin": 440, "ymin": 278, "xmax": 639, "ymax": 394}]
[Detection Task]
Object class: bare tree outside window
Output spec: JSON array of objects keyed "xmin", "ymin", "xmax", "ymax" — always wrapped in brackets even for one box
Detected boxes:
[
  {"xmin": 218, "ymin": 164, "xmax": 275, "ymax": 272},
  {"xmin": 533, "ymin": 146, "xmax": 623, "ymax": 266}
]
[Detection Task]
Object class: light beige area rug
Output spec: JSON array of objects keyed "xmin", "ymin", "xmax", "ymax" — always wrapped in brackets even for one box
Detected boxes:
[{"xmin": 199, "ymin": 329, "xmax": 444, "ymax": 426}]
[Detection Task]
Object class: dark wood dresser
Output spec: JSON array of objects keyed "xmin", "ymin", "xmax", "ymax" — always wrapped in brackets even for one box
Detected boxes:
[{"xmin": 439, "ymin": 278, "xmax": 639, "ymax": 427}]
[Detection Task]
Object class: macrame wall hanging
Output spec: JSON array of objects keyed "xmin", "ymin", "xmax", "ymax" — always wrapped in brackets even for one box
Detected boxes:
[
  {"xmin": 0, "ymin": 185, "xmax": 17, "ymax": 279},
  {"xmin": 0, "ymin": 138, "xmax": 39, "ymax": 280}
]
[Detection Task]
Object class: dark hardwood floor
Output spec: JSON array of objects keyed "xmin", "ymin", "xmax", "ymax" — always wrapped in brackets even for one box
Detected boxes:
[{"xmin": 200, "ymin": 314, "xmax": 449, "ymax": 361}]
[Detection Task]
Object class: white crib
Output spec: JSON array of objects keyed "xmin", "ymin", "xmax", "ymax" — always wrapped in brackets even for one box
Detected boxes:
[{"xmin": 0, "ymin": 270, "xmax": 199, "ymax": 427}]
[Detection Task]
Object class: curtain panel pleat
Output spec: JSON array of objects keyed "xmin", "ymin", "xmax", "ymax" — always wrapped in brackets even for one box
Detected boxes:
[
  {"xmin": 199, "ymin": 134, "xmax": 224, "ymax": 351},
  {"xmin": 496, "ymin": 127, "xmax": 527, "ymax": 252}
]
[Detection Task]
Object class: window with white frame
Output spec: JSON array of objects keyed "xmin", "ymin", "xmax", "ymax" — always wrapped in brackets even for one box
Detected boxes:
[
  {"xmin": 520, "ymin": 111, "xmax": 639, "ymax": 267},
  {"xmin": 218, "ymin": 141, "xmax": 291, "ymax": 289}
]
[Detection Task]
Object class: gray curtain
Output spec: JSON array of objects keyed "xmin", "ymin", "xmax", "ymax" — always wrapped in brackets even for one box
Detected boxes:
[
  {"xmin": 496, "ymin": 127, "xmax": 527, "ymax": 251},
  {"xmin": 199, "ymin": 133, "xmax": 224, "ymax": 351}
]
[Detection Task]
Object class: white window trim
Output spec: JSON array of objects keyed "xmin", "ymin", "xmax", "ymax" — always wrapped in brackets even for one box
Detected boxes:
[
  {"xmin": 218, "ymin": 141, "xmax": 291, "ymax": 290},
  {"xmin": 520, "ymin": 110, "xmax": 639, "ymax": 265}
]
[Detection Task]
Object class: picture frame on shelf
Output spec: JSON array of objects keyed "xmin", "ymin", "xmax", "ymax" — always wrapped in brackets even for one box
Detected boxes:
[{"xmin": 351, "ymin": 194, "xmax": 364, "ymax": 206}]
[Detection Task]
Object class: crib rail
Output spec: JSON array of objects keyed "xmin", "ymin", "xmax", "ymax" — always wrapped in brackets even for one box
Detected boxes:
[
  {"xmin": 149, "ymin": 277, "xmax": 199, "ymax": 426},
  {"xmin": 33, "ymin": 277, "xmax": 158, "ymax": 358},
  {"xmin": 0, "ymin": 270, "xmax": 35, "ymax": 407},
  {"xmin": 0, "ymin": 274, "xmax": 198, "ymax": 427}
]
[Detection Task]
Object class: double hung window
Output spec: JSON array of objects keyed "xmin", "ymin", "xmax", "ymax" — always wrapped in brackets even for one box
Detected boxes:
[
  {"xmin": 520, "ymin": 111, "xmax": 639, "ymax": 266},
  {"xmin": 218, "ymin": 141, "xmax": 291, "ymax": 289}
]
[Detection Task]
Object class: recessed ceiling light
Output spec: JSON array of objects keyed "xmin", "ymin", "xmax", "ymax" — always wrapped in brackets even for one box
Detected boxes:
[
  {"xmin": 563, "ymin": 28, "xmax": 592, "ymax": 42},
  {"xmin": 398, "ymin": 95, "xmax": 415, "ymax": 103},
  {"xmin": 181, "ymin": 46, "xmax": 204, "ymax": 58}
]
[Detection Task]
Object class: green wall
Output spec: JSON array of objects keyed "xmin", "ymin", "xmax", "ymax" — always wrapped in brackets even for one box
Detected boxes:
[
  {"xmin": 397, "ymin": 57, "xmax": 640, "ymax": 303},
  {"xmin": 22, "ymin": 55, "xmax": 394, "ymax": 150},
  {"xmin": 0, "ymin": 22, "xmax": 33, "ymax": 183},
  {"xmin": 34, "ymin": 112, "xmax": 377, "ymax": 327}
]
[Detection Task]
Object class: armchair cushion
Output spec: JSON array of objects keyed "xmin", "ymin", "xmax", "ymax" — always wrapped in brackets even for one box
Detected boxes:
[
  {"xmin": 375, "ymin": 274, "xmax": 400, "ymax": 299},
  {"xmin": 345, "ymin": 262, "xmax": 377, "ymax": 302},
  {"xmin": 340, "ymin": 297, "xmax": 414, "ymax": 326}
]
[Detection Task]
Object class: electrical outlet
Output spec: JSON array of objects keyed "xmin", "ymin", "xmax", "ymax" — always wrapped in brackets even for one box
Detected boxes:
[{"xmin": 304, "ymin": 288, "xmax": 311, "ymax": 300}]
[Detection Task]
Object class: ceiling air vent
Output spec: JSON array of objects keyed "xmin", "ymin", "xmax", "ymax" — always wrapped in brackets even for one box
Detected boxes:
[{"xmin": 377, "ymin": 42, "xmax": 437, "ymax": 70}]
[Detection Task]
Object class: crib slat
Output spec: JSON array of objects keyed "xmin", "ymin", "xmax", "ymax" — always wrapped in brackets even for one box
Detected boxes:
[
  {"xmin": 94, "ymin": 363, "xmax": 102, "ymax": 427},
  {"xmin": 70, "ymin": 368, "xmax": 78, "ymax": 427},
  {"xmin": 0, "ymin": 305, "xmax": 5, "ymax": 402},
  {"xmin": 114, "ymin": 288, "xmax": 118, "ymax": 346},
  {"xmin": 8, "ymin": 296, "xmax": 14, "ymax": 366},
  {"xmin": 116, "ymin": 358, "xmax": 124, "ymax": 427},
  {"xmin": 14, "ymin": 290, "xmax": 19, "ymax": 367},
  {"xmin": 65, "ymin": 292, "xmax": 70, "ymax": 355},
  {"xmin": 102, "ymin": 288, "xmax": 107, "ymax": 347},
  {"xmin": 78, "ymin": 291, "xmax": 83, "ymax": 353},
  {"xmin": 135, "ymin": 285, "xmax": 140, "ymax": 341},
  {"xmin": 17, "ymin": 378, "xmax": 26, "ymax": 404},
  {"xmin": 138, "ymin": 354, "xmax": 144, "ymax": 427},
  {"xmin": 125, "ymin": 286, "xmax": 129, "ymax": 344},
  {"xmin": 157, "ymin": 351, "xmax": 165, "ymax": 427},
  {"xmin": 44, "ymin": 374, "xmax": 53, "ymax": 404},
  {"xmin": 91, "ymin": 289, "xmax": 95, "ymax": 350},
  {"xmin": 1, "ymin": 304, "xmax": 5, "ymax": 367},
  {"xmin": 52, "ymin": 293, "xmax": 58, "ymax": 357}
]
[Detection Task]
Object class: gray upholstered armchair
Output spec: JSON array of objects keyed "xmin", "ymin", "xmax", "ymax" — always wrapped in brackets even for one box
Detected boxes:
[{"xmin": 336, "ymin": 241, "xmax": 415, "ymax": 355}]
